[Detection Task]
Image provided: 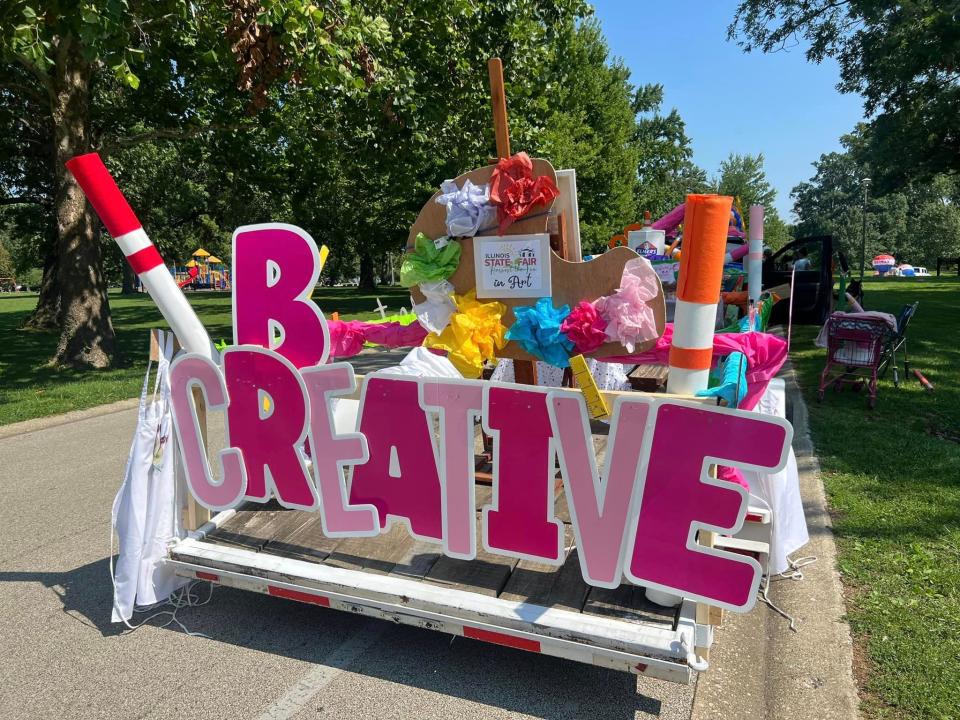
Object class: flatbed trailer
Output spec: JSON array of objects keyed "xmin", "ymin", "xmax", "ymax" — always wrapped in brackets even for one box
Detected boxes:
[
  {"xmin": 169, "ymin": 482, "xmax": 709, "ymax": 684},
  {"xmin": 152, "ymin": 340, "xmax": 764, "ymax": 685}
]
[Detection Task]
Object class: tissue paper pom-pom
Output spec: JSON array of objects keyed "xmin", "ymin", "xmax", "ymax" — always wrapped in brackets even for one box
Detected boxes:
[
  {"xmin": 489, "ymin": 152, "xmax": 560, "ymax": 233},
  {"xmin": 506, "ymin": 297, "xmax": 575, "ymax": 368},
  {"xmin": 412, "ymin": 280, "xmax": 456, "ymax": 334},
  {"xmin": 594, "ymin": 257, "xmax": 660, "ymax": 353},
  {"xmin": 560, "ymin": 301, "xmax": 608, "ymax": 355},
  {"xmin": 435, "ymin": 179, "xmax": 497, "ymax": 237},
  {"xmin": 399, "ymin": 233, "xmax": 461, "ymax": 287},
  {"xmin": 423, "ymin": 290, "xmax": 507, "ymax": 378}
]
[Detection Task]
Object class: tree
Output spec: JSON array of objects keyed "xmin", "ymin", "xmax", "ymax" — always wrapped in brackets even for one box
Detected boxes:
[
  {"xmin": 632, "ymin": 84, "xmax": 710, "ymax": 221},
  {"xmin": 0, "ymin": 235, "xmax": 14, "ymax": 281},
  {"xmin": 0, "ymin": 1, "xmax": 389, "ymax": 366},
  {"xmin": 792, "ymin": 132, "xmax": 960, "ymax": 269},
  {"xmin": 712, "ymin": 152, "xmax": 791, "ymax": 247},
  {"xmin": 714, "ymin": 153, "xmax": 776, "ymax": 210},
  {"xmin": 728, "ymin": 0, "xmax": 960, "ymax": 189},
  {"xmin": 533, "ymin": 18, "xmax": 642, "ymax": 254}
]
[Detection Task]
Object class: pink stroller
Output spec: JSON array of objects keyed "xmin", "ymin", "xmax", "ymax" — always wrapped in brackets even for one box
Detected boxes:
[{"xmin": 817, "ymin": 314, "xmax": 893, "ymax": 409}]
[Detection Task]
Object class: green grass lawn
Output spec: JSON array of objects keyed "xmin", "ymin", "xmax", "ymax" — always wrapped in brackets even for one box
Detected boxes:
[
  {"xmin": 0, "ymin": 287, "xmax": 410, "ymax": 425},
  {"xmin": 789, "ymin": 276, "xmax": 960, "ymax": 719}
]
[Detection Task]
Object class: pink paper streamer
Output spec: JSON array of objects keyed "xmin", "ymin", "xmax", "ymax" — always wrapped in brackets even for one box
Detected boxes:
[
  {"xmin": 603, "ymin": 324, "xmax": 787, "ymax": 411},
  {"xmin": 328, "ymin": 320, "xmax": 429, "ymax": 358}
]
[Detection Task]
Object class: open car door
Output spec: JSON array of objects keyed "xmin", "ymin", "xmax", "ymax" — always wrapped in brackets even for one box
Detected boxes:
[{"xmin": 764, "ymin": 235, "xmax": 835, "ymax": 325}]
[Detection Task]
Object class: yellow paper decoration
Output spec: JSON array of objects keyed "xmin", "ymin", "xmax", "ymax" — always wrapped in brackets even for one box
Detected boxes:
[{"xmin": 423, "ymin": 290, "xmax": 507, "ymax": 378}]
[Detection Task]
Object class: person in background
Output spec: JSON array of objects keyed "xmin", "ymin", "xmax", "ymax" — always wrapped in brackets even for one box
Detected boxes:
[{"xmin": 793, "ymin": 246, "xmax": 812, "ymax": 271}]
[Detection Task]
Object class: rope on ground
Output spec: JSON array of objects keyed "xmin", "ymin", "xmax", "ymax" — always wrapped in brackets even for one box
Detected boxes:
[
  {"xmin": 109, "ymin": 522, "xmax": 214, "ymax": 636},
  {"xmin": 758, "ymin": 554, "xmax": 819, "ymax": 632}
]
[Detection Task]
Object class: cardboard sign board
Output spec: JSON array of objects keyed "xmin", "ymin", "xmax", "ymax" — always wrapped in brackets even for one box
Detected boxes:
[
  {"xmin": 406, "ymin": 160, "xmax": 667, "ymax": 360},
  {"xmin": 473, "ymin": 234, "xmax": 552, "ymax": 298},
  {"xmin": 167, "ymin": 223, "xmax": 794, "ymax": 614}
]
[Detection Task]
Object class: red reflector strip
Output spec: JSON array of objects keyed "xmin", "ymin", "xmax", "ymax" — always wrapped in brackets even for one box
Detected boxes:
[
  {"xmin": 463, "ymin": 626, "xmax": 541, "ymax": 653},
  {"xmin": 745, "ymin": 513, "xmax": 765, "ymax": 523},
  {"xmin": 127, "ymin": 245, "xmax": 164, "ymax": 274},
  {"xmin": 268, "ymin": 585, "xmax": 331, "ymax": 607},
  {"xmin": 635, "ymin": 663, "xmax": 648, "ymax": 673},
  {"xmin": 196, "ymin": 571, "xmax": 219, "ymax": 581}
]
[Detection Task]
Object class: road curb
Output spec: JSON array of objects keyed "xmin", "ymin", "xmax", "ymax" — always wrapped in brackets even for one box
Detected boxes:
[
  {"xmin": 690, "ymin": 361, "xmax": 861, "ymax": 719},
  {"xmin": 0, "ymin": 397, "xmax": 140, "ymax": 440}
]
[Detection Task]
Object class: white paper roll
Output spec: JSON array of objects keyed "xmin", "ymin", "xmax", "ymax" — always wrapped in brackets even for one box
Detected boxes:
[
  {"xmin": 748, "ymin": 205, "xmax": 764, "ymax": 303},
  {"xmin": 670, "ymin": 301, "xmax": 717, "ymax": 350},
  {"xmin": 139, "ymin": 265, "xmax": 215, "ymax": 360}
]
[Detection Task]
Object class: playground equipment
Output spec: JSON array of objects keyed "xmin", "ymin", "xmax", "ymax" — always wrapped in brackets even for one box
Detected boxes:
[{"xmin": 172, "ymin": 248, "xmax": 231, "ymax": 290}]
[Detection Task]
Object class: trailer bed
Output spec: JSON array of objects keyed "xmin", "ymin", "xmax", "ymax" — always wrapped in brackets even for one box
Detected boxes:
[{"xmin": 168, "ymin": 481, "xmax": 705, "ymax": 683}]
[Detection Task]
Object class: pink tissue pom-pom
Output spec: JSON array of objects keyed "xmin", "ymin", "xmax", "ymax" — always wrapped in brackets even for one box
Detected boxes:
[
  {"xmin": 594, "ymin": 257, "xmax": 660, "ymax": 353},
  {"xmin": 560, "ymin": 301, "xmax": 608, "ymax": 354}
]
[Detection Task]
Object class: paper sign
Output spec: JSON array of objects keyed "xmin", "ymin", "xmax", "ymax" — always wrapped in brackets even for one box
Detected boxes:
[
  {"xmin": 167, "ymin": 222, "xmax": 795, "ymax": 612},
  {"xmin": 652, "ymin": 260, "xmax": 680, "ymax": 285},
  {"xmin": 473, "ymin": 234, "xmax": 552, "ymax": 298}
]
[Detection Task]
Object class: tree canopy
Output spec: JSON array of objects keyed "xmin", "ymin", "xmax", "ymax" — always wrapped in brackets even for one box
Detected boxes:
[
  {"xmin": 1, "ymin": 0, "xmax": 801, "ymax": 369},
  {"xmin": 0, "ymin": 0, "xmax": 391, "ymax": 366},
  {"xmin": 729, "ymin": 0, "xmax": 959, "ymax": 190},
  {"xmin": 713, "ymin": 152, "xmax": 791, "ymax": 249},
  {"xmin": 792, "ymin": 128, "xmax": 960, "ymax": 269}
]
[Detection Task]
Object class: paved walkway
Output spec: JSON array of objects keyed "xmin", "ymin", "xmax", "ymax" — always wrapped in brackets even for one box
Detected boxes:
[{"xmin": 690, "ymin": 365, "xmax": 860, "ymax": 719}]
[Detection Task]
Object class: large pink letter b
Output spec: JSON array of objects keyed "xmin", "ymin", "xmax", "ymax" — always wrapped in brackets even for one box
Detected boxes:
[{"xmin": 232, "ymin": 224, "xmax": 329, "ymax": 368}]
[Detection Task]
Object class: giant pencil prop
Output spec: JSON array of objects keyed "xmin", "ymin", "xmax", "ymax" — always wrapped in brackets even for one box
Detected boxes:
[
  {"xmin": 66, "ymin": 153, "xmax": 213, "ymax": 359},
  {"xmin": 667, "ymin": 194, "xmax": 734, "ymax": 395}
]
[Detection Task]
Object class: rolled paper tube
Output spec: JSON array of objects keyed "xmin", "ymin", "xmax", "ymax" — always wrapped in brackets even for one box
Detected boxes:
[
  {"xmin": 66, "ymin": 153, "xmax": 213, "ymax": 359},
  {"xmin": 652, "ymin": 202, "xmax": 686, "ymax": 233},
  {"xmin": 748, "ymin": 205, "xmax": 764, "ymax": 303},
  {"xmin": 668, "ymin": 346, "xmax": 714, "ymax": 371},
  {"xmin": 668, "ymin": 194, "xmax": 733, "ymax": 396},
  {"xmin": 667, "ymin": 300, "xmax": 717, "ymax": 393},
  {"xmin": 676, "ymin": 194, "xmax": 733, "ymax": 304},
  {"xmin": 723, "ymin": 243, "xmax": 750, "ymax": 264}
]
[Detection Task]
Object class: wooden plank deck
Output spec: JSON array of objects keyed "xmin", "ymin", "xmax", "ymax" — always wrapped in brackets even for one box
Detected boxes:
[{"xmin": 202, "ymin": 423, "xmax": 679, "ymax": 631}]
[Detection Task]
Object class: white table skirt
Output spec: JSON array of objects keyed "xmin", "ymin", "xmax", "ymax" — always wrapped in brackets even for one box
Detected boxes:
[{"xmin": 742, "ymin": 378, "xmax": 809, "ymax": 574}]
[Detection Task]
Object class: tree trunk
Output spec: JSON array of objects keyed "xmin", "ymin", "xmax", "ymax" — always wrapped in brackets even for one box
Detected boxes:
[
  {"xmin": 49, "ymin": 39, "xmax": 116, "ymax": 368},
  {"xmin": 358, "ymin": 250, "xmax": 377, "ymax": 290},
  {"xmin": 22, "ymin": 237, "xmax": 60, "ymax": 330},
  {"xmin": 121, "ymin": 261, "xmax": 136, "ymax": 294}
]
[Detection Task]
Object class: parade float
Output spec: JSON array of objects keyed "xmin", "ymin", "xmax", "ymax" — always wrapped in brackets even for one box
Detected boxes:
[{"xmin": 80, "ymin": 60, "xmax": 805, "ymax": 684}]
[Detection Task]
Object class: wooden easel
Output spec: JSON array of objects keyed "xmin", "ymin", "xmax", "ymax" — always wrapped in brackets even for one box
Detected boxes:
[
  {"xmin": 150, "ymin": 329, "xmax": 211, "ymax": 532},
  {"xmin": 488, "ymin": 58, "xmax": 574, "ymax": 388},
  {"xmin": 487, "ymin": 58, "xmax": 540, "ymax": 386}
]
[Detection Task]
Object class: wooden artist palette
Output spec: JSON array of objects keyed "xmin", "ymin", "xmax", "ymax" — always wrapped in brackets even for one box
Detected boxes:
[{"xmin": 407, "ymin": 159, "xmax": 666, "ymax": 361}]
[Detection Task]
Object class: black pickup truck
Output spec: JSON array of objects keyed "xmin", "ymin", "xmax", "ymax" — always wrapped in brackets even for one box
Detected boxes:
[{"xmin": 763, "ymin": 234, "xmax": 852, "ymax": 326}]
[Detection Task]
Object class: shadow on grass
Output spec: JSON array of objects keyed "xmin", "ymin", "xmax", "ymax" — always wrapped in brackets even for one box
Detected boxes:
[{"xmin": 0, "ymin": 287, "xmax": 412, "ymax": 424}]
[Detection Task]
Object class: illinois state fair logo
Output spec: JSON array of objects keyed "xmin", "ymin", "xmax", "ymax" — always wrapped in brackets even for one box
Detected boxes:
[{"xmin": 484, "ymin": 242, "xmax": 539, "ymax": 290}]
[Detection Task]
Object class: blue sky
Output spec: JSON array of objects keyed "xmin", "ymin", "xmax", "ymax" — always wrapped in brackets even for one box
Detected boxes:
[{"xmin": 589, "ymin": 0, "xmax": 865, "ymax": 220}]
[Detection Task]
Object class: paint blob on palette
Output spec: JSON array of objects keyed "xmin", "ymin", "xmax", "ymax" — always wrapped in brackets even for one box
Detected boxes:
[{"xmin": 168, "ymin": 223, "xmax": 793, "ymax": 613}]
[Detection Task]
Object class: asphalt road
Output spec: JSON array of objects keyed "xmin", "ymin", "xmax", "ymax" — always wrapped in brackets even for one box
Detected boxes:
[{"xmin": 0, "ymin": 350, "xmax": 694, "ymax": 720}]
